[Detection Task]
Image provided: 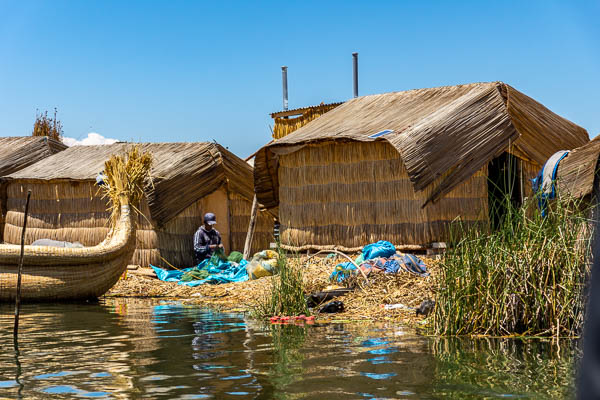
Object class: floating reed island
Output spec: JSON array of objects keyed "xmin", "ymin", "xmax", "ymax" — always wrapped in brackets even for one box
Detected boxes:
[
  {"xmin": 255, "ymin": 81, "xmax": 589, "ymax": 252},
  {"xmin": 0, "ymin": 142, "xmax": 274, "ymax": 269}
]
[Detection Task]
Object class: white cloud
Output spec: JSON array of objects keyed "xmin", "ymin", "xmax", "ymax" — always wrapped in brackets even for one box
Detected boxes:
[{"xmin": 63, "ymin": 132, "xmax": 119, "ymax": 146}]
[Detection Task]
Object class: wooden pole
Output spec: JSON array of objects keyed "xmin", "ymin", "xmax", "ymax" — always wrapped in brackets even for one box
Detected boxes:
[
  {"xmin": 243, "ymin": 195, "xmax": 258, "ymax": 260},
  {"xmin": 14, "ymin": 190, "xmax": 31, "ymax": 341}
]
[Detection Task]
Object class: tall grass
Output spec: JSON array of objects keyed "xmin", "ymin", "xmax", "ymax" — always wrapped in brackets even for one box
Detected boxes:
[
  {"xmin": 252, "ymin": 248, "xmax": 309, "ymax": 319},
  {"xmin": 434, "ymin": 195, "xmax": 591, "ymax": 337}
]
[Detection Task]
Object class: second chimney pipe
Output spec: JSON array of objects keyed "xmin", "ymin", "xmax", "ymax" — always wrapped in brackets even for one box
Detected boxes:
[
  {"xmin": 352, "ymin": 52, "xmax": 358, "ymax": 98},
  {"xmin": 281, "ymin": 66, "xmax": 288, "ymax": 111}
]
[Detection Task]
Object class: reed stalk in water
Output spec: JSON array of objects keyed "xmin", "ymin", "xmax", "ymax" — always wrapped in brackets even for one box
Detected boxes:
[
  {"xmin": 434, "ymin": 194, "xmax": 591, "ymax": 337},
  {"xmin": 252, "ymin": 248, "xmax": 309, "ymax": 319}
]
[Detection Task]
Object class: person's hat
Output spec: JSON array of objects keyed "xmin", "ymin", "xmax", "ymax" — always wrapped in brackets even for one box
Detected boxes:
[{"xmin": 203, "ymin": 212, "xmax": 217, "ymax": 225}]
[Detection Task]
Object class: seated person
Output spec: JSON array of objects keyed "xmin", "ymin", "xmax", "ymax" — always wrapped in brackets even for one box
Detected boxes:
[{"xmin": 193, "ymin": 212, "xmax": 224, "ymax": 263}]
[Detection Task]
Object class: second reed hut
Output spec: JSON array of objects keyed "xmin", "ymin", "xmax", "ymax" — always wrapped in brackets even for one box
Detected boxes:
[
  {"xmin": 0, "ymin": 142, "xmax": 274, "ymax": 268},
  {"xmin": 254, "ymin": 82, "xmax": 589, "ymax": 251}
]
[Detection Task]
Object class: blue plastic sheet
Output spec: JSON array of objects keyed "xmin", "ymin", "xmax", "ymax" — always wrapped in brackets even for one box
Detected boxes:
[
  {"xmin": 151, "ymin": 259, "xmax": 249, "ymax": 286},
  {"xmin": 362, "ymin": 240, "xmax": 396, "ymax": 260},
  {"xmin": 329, "ymin": 262, "xmax": 357, "ymax": 283}
]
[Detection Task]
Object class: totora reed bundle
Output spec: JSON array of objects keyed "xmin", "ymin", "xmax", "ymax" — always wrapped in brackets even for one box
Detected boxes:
[{"xmin": 100, "ymin": 146, "xmax": 153, "ymax": 230}]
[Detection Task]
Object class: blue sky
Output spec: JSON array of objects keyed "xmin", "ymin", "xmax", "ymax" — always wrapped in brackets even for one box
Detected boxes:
[{"xmin": 1, "ymin": 1, "xmax": 598, "ymax": 157}]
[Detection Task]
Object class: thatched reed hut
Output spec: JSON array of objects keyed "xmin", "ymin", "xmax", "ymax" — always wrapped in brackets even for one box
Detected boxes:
[
  {"xmin": 0, "ymin": 136, "xmax": 67, "ymax": 241},
  {"xmin": 1, "ymin": 142, "xmax": 274, "ymax": 268},
  {"xmin": 271, "ymin": 103, "xmax": 342, "ymax": 139},
  {"xmin": 254, "ymin": 82, "xmax": 589, "ymax": 251}
]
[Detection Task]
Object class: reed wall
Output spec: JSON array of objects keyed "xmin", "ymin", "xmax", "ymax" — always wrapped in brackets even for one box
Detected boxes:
[
  {"xmin": 277, "ymin": 141, "xmax": 490, "ymax": 249},
  {"xmin": 3, "ymin": 180, "xmax": 272, "ymax": 268},
  {"xmin": 228, "ymin": 191, "xmax": 273, "ymax": 254}
]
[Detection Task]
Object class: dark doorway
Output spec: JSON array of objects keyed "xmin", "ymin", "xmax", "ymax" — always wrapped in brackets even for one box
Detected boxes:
[{"xmin": 488, "ymin": 152, "xmax": 522, "ymax": 229}]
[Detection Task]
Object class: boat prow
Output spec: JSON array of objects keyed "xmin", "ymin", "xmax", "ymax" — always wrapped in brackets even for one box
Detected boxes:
[{"xmin": 0, "ymin": 203, "xmax": 136, "ymax": 302}]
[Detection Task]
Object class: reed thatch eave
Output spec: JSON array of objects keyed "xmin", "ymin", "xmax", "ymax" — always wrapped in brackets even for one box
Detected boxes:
[{"xmin": 557, "ymin": 136, "xmax": 600, "ymax": 199}]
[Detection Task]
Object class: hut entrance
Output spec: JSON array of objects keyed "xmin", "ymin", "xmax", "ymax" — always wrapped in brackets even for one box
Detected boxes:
[{"xmin": 488, "ymin": 152, "xmax": 522, "ymax": 229}]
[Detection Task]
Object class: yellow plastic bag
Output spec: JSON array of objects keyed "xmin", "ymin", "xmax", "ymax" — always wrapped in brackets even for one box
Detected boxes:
[{"xmin": 246, "ymin": 250, "xmax": 280, "ymax": 280}]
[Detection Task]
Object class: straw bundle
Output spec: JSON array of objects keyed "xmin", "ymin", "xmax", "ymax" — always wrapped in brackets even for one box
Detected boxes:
[{"xmin": 100, "ymin": 145, "xmax": 153, "ymax": 231}]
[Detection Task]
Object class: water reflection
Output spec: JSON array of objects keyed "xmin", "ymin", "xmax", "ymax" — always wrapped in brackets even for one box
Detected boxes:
[{"xmin": 0, "ymin": 299, "xmax": 575, "ymax": 399}]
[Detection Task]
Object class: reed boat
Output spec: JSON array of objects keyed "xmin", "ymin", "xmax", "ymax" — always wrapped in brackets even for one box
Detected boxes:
[
  {"xmin": 0, "ymin": 145, "xmax": 151, "ymax": 302},
  {"xmin": 0, "ymin": 198, "xmax": 135, "ymax": 302}
]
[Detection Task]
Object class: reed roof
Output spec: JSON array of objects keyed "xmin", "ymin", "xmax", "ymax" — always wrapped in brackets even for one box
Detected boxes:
[
  {"xmin": 4, "ymin": 142, "xmax": 255, "ymax": 226},
  {"xmin": 557, "ymin": 135, "xmax": 600, "ymax": 198},
  {"xmin": 0, "ymin": 136, "xmax": 67, "ymax": 177},
  {"xmin": 270, "ymin": 102, "xmax": 343, "ymax": 118},
  {"xmin": 255, "ymin": 82, "xmax": 589, "ymax": 209}
]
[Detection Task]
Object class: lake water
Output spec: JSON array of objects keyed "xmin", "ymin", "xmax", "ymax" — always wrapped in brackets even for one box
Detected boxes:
[{"xmin": 0, "ymin": 298, "xmax": 575, "ymax": 399}]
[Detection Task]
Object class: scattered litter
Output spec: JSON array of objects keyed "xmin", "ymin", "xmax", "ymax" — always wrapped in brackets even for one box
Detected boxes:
[
  {"xmin": 319, "ymin": 300, "xmax": 345, "ymax": 313},
  {"xmin": 332, "ymin": 252, "xmax": 429, "ymax": 283},
  {"xmin": 269, "ymin": 315, "xmax": 315, "ymax": 325},
  {"xmin": 247, "ymin": 250, "xmax": 279, "ymax": 280},
  {"xmin": 381, "ymin": 303, "xmax": 413, "ymax": 311},
  {"xmin": 306, "ymin": 288, "xmax": 352, "ymax": 308},
  {"xmin": 415, "ymin": 299, "xmax": 435, "ymax": 317}
]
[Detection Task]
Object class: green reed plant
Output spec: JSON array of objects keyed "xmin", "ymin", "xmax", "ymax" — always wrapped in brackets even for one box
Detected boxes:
[
  {"xmin": 434, "ymin": 194, "xmax": 591, "ymax": 337},
  {"xmin": 252, "ymin": 248, "xmax": 309, "ymax": 319}
]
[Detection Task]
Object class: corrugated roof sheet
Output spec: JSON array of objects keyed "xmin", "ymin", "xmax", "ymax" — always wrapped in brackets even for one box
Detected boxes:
[{"xmin": 255, "ymin": 82, "xmax": 589, "ymax": 209}]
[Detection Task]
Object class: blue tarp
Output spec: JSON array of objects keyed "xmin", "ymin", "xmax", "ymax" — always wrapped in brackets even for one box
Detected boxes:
[
  {"xmin": 362, "ymin": 240, "xmax": 396, "ymax": 260},
  {"xmin": 151, "ymin": 259, "xmax": 249, "ymax": 286}
]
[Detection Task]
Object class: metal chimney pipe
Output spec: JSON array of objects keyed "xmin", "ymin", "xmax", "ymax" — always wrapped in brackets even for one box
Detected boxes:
[
  {"xmin": 352, "ymin": 52, "xmax": 358, "ymax": 98},
  {"xmin": 281, "ymin": 66, "xmax": 288, "ymax": 111}
]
